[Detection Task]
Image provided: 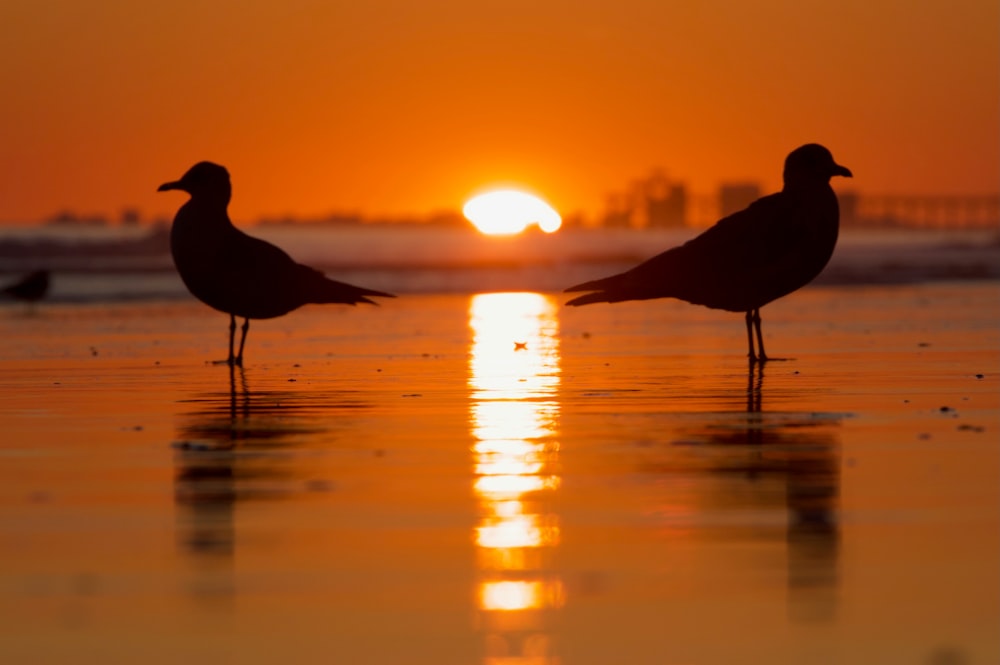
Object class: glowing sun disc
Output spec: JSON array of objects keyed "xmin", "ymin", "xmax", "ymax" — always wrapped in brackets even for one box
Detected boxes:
[{"xmin": 463, "ymin": 190, "xmax": 562, "ymax": 235}]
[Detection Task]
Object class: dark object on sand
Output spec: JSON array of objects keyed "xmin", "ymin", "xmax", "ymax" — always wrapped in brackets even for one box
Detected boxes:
[
  {"xmin": 1, "ymin": 269, "xmax": 50, "ymax": 303},
  {"xmin": 158, "ymin": 162, "xmax": 394, "ymax": 366},
  {"xmin": 565, "ymin": 144, "xmax": 852, "ymax": 363}
]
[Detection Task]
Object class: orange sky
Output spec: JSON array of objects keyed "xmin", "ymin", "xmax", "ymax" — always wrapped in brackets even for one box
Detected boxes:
[{"xmin": 0, "ymin": 0, "xmax": 997, "ymax": 223}]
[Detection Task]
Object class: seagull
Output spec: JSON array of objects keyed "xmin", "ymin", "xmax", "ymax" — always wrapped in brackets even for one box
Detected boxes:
[
  {"xmin": 158, "ymin": 162, "xmax": 394, "ymax": 366},
  {"xmin": 1, "ymin": 269, "xmax": 50, "ymax": 304},
  {"xmin": 565, "ymin": 144, "xmax": 852, "ymax": 363}
]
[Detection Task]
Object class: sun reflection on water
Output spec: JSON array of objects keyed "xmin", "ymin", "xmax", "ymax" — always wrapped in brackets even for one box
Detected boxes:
[{"xmin": 469, "ymin": 292, "xmax": 563, "ymax": 664}]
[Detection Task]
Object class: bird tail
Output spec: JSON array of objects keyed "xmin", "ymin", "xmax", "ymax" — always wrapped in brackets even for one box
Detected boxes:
[
  {"xmin": 564, "ymin": 273, "xmax": 641, "ymax": 306},
  {"xmin": 565, "ymin": 291, "xmax": 615, "ymax": 307},
  {"xmin": 320, "ymin": 282, "xmax": 395, "ymax": 306},
  {"xmin": 304, "ymin": 267, "xmax": 395, "ymax": 306},
  {"xmin": 354, "ymin": 289, "xmax": 396, "ymax": 305}
]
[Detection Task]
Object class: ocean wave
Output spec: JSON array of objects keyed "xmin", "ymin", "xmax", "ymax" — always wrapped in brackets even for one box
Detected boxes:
[{"xmin": 1, "ymin": 227, "xmax": 997, "ymax": 304}]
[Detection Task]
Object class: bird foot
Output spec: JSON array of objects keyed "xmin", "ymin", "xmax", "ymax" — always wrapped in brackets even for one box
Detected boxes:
[{"xmin": 749, "ymin": 355, "xmax": 793, "ymax": 365}]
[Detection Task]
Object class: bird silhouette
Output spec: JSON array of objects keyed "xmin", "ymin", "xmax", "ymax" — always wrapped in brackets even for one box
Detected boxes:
[
  {"xmin": 158, "ymin": 162, "xmax": 394, "ymax": 366},
  {"xmin": 1, "ymin": 269, "xmax": 50, "ymax": 305},
  {"xmin": 565, "ymin": 144, "xmax": 852, "ymax": 363}
]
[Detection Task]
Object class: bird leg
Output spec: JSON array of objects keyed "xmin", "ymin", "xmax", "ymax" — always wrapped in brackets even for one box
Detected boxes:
[
  {"xmin": 213, "ymin": 315, "xmax": 248, "ymax": 366},
  {"xmin": 752, "ymin": 308, "xmax": 767, "ymax": 362},
  {"xmin": 745, "ymin": 310, "xmax": 758, "ymax": 363},
  {"xmin": 746, "ymin": 308, "xmax": 769, "ymax": 364},
  {"xmin": 210, "ymin": 315, "xmax": 239, "ymax": 365},
  {"xmin": 235, "ymin": 318, "xmax": 249, "ymax": 367},
  {"xmin": 227, "ymin": 314, "xmax": 237, "ymax": 366}
]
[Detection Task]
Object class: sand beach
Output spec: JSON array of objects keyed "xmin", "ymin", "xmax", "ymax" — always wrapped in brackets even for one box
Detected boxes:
[{"xmin": 0, "ymin": 282, "xmax": 997, "ymax": 664}]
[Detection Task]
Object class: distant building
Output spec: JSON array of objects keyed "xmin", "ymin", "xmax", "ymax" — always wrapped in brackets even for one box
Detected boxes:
[
  {"xmin": 599, "ymin": 170, "xmax": 688, "ymax": 228},
  {"xmin": 837, "ymin": 191, "xmax": 859, "ymax": 226},
  {"xmin": 600, "ymin": 192, "xmax": 633, "ymax": 228},
  {"xmin": 321, "ymin": 213, "xmax": 364, "ymax": 226},
  {"xmin": 44, "ymin": 210, "xmax": 108, "ymax": 227},
  {"xmin": 843, "ymin": 194, "xmax": 1000, "ymax": 229},
  {"xmin": 718, "ymin": 183, "xmax": 761, "ymax": 218},
  {"xmin": 423, "ymin": 210, "xmax": 467, "ymax": 227},
  {"xmin": 645, "ymin": 183, "xmax": 687, "ymax": 228},
  {"xmin": 119, "ymin": 207, "xmax": 142, "ymax": 226},
  {"xmin": 559, "ymin": 211, "xmax": 588, "ymax": 229}
]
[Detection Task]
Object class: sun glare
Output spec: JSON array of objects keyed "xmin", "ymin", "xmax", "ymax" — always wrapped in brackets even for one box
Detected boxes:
[
  {"xmin": 469, "ymin": 292, "xmax": 563, "ymax": 618},
  {"xmin": 463, "ymin": 190, "xmax": 562, "ymax": 236}
]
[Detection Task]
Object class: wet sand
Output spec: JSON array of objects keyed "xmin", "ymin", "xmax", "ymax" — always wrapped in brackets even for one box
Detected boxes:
[{"xmin": 0, "ymin": 283, "xmax": 997, "ymax": 664}]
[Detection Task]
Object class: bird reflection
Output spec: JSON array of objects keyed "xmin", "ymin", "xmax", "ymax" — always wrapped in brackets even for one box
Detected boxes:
[
  {"xmin": 173, "ymin": 366, "xmax": 354, "ymax": 603},
  {"xmin": 661, "ymin": 364, "xmax": 842, "ymax": 621},
  {"xmin": 468, "ymin": 293, "xmax": 563, "ymax": 663},
  {"xmin": 172, "ymin": 368, "xmax": 244, "ymax": 603},
  {"xmin": 747, "ymin": 360, "xmax": 763, "ymax": 414}
]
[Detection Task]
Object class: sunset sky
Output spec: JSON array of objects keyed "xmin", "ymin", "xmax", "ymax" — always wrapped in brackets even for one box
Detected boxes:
[{"xmin": 0, "ymin": 0, "xmax": 997, "ymax": 223}]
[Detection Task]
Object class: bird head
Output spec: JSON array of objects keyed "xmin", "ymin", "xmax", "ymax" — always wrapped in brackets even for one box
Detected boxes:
[
  {"xmin": 158, "ymin": 162, "xmax": 232, "ymax": 203},
  {"xmin": 783, "ymin": 144, "xmax": 852, "ymax": 188}
]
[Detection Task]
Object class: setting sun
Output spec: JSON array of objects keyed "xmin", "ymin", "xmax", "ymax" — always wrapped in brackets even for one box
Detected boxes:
[{"xmin": 463, "ymin": 190, "xmax": 562, "ymax": 236}]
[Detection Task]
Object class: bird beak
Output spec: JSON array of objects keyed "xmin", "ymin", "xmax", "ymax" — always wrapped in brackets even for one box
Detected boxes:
[
  {"xmin": 157, "ymin": 180, "xmax": 182, "ymax": 192},
  {"xmin": 833, "ymin": 164, "xmax": 853, "ymax": 178}
]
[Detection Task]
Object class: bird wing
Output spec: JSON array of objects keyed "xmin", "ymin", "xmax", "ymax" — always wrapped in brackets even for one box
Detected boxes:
[
  {"xmin": 170, "ymin": 197, "xmax": 394, "ymax": 319},
  {"xmin": 565, "ymin": 193, "xmax": 807, "ymax": 310},
  {"xmin": 214, "ymin": 230, "xmax": 393, "ymax": 316}
]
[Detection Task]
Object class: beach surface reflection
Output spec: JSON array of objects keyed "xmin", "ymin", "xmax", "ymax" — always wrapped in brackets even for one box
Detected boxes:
[{"xmin": 0, "ymin": 283, "xmax": 997, "ymax": 664}]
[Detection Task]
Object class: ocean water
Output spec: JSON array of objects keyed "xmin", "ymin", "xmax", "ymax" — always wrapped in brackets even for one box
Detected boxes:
[{"xmin": 0, "ymin": 226, "xmax": 998, "ymax": 304}]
